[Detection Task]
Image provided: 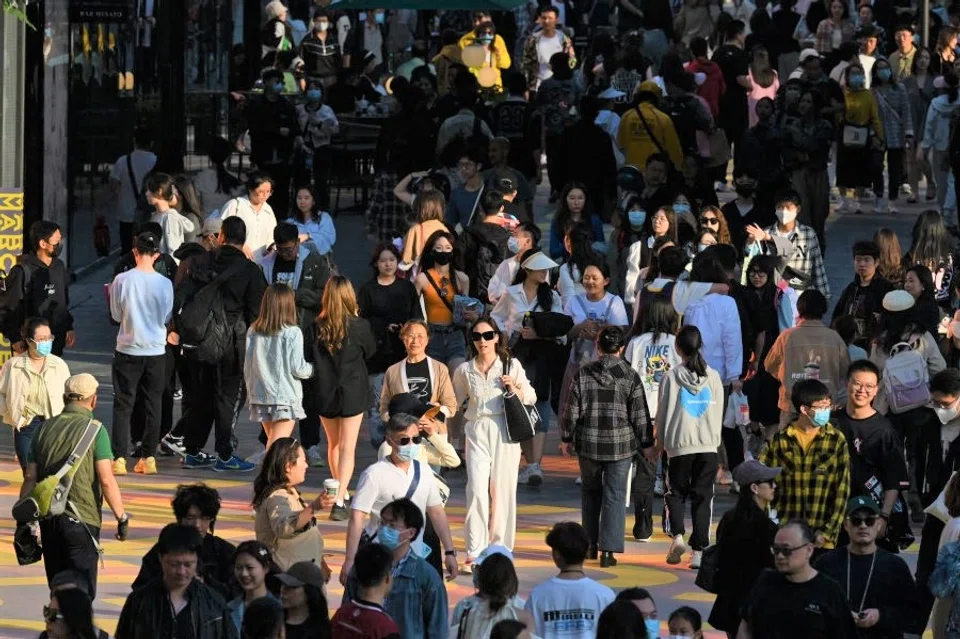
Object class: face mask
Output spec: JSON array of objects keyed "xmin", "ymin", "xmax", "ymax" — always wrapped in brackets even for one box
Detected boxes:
[
  {"xmin": 628, "ymin": 209, "xmax": 647, "ymax": 228},
  {"xmin": 48, "ymin": 243, "xmax": 63, "ymax": 258},
  {"xmin": 673, "ymin": 203, "xmax": 691, "ymax": 215},
  {"xmin": 34, "ymin": 340, "xmax": 53, "ymax": 357},
  {"xmin": 376, "ymin": 525, "xmax": 403, "ymax": 550},
  {"xmin": 645, "ymin": 618, "xmax": 660, "ymax": 638},
  {"xmin": 775, "ymin": 207, "xmax": 797, "ymax": 225},
  {"xmin": 397, "ymin": 443, "xmax": 420, "ymax": 462},
  {"xmin": 745, "ymin": 241, "xmax": 760, "ymax": 257},
  {"xmin": 698, "ymin": 243, "xmax": 710, "ymax": 252},
  {"xmin": 374, "ymin": 12, "xmax": 385, "ymax": 24},
  {"xmin": 507, "ymin": 236, "xmax": 520, "ymax": 254},
  {"xmin": 877, "ymin": 68, "xmax": 892, "ymax": 82},
  {"xmin": 849, "ymin": 74, "xmax": 865, "ymax": 88},
  {"xmin": 936, "ymin": 402, "xmax": 959, "ymax": 425},
  {"xmin": 478, "ymin": 34, "xmax": 494, "ymax": 45},
  {"xmin": 811, "ymin": 407, "xmax": 831, "ymax": 427},
  {"xmin": 735, "ymin": 185, "xmax": 755, "ymax": 198},
  {"xmin": 315, "ymin": 21, "xmax": 329, "ymax": 32},
  {"xmin": 432, "ymin": 250, "xmax": 452, "ymax": 266},
  {"xmin": 273, "ymin": 81, "xmax": 285, "ymax": 94},
  {"xmin": 306, "ymin": 88, "xmax": 322, "ymax": 102}
]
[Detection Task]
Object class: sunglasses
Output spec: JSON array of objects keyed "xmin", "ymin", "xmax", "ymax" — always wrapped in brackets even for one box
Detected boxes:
[
  {"xmin": 472, "ymin": 330, "xmax": 497, "ymax": 342},
  {"xmin": 43, "ymin": 606, "xmax": 64, "ymax": 623},
  {"xmin": 394, "ymin": 435, "xmax": 423, "ymax": 446},
  {"xmin": 699, "ymin": 217, "xmax": 719, "ymax": 225},
  {"xmin": 848, "ymin": 515, "xmax": 878, "ymax": 527},
  {"xmin": 770, "ymin": 542, "xmax": 810, "ymax": 557}
]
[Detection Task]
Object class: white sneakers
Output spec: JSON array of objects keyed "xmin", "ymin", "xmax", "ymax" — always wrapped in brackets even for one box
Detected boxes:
[
  {"xmin": 518, "ymin": 463, "xmax": 544, "ymax": 486},
  {"xmin": 666, "ymin": 535, "xmax": 688, "ymax": 565},
  {"xmin": 690, "ymin": 550, "xmax": 703, "ymax": 569}
]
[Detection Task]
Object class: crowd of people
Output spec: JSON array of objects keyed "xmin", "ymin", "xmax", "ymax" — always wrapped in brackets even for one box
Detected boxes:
[{"xmin": 19, "ymin": 0, "xmax": 960, "ymax": 637}]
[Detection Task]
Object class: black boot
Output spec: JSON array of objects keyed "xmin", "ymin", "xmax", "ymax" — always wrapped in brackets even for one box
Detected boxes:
[
  {"xmin": 600, "ymin": 551, "xmax": 618, "ymax": 567},
  {"xmin": 587, "ymin": 544, "xmax": 598, "ymax": 561}
]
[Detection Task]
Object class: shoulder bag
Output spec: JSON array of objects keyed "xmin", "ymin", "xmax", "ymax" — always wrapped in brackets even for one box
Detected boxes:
[
  {"xmin": 359, "ymin": 460, "xmax": 422, "ymax": 547},
  {"xmin": 694, "ymin": 543, "xmax": 721, "ymax": 593},
  {"xmin": 502, "ymin": 358, "xmax": 540, "ymax": 443}
]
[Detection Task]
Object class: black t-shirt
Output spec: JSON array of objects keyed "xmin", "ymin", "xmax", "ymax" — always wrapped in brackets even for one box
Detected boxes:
[
  {"xmin": 405, "ymin": 358, "xmax": 432, "ymax": 402},
  {"xmin": 742, "ymin": 570, "xmax": 858, "ymax": 639},
  {"xmin": 274, "ymin": 258, "xmax": 297, "ymax": 287},
  {"xmin": 287, "ymin": 619, "xmax": 330, "ymax": 639},
  {"xmin": 831, "ymin": 409, "xmax": 909, "ymax": 499}
]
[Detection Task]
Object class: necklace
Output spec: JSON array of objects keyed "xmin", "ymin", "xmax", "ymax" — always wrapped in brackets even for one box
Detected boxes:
[{"xmin": 845, "ymin": 547, "xmax": 877, "ymax": 614}]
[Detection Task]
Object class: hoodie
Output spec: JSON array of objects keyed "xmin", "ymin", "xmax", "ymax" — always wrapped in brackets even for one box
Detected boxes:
[
  {"xmin": 687, "ymin": 58, "xmax": 726, "ymax": 118},
  {"xmin": 656, "ymin": 363, "xmax": 724, "ymax": 458},
  {"xmin": 922, "ymin": 94, "xmax": 960, "ymax": 151}
]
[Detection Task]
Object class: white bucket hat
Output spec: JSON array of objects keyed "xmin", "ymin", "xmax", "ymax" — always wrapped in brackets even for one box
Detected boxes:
[{"xmin": 521, "ymin": 251, "xmax": 559, "ymax": 272}]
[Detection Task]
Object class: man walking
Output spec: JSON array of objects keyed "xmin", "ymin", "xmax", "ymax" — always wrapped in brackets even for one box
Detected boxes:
[{"xmin": 19, "ymin": 374, "xmax": 128, "ymax": 599}]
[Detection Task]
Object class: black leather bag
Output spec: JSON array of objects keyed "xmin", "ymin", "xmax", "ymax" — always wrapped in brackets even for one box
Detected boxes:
[
  {"xmin": 694, "ymin": 544, "xmax": 720, "ymax": 593},
  {"xmin": 502, "ymin": 358, "xmax": 540, "ymax": 443}
]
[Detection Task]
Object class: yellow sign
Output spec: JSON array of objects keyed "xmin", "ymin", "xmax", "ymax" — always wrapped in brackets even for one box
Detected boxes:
[{"xmin": 0, "ymin": 191, "xmax": 23, "ymax": 366}]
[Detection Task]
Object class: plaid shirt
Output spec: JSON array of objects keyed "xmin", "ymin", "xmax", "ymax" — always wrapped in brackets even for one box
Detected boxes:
[
  {"xmin": 521, "ymin": 29, "xmax": 577, "ymax": 92},
  {"xmin": 365, "ymin": 172, "xmax": 407, "ymax": 241},
  {"xmin": 873, "ymin": 83, "xmax": 914, "ymax": 149},
  {"xmin": 760, "ymin": 222, "xmax": 831, "ymax": 299},
  {"xmin": 562, "ymin": 355, "xmax": 651, "ymax": 462},
  {"xmin": 760, "ymin": 422, "xmax": 850, "ymax": 547},
  {"xmin": 814, "ymin": 19, "xmax": 855, "ymax": 55}
]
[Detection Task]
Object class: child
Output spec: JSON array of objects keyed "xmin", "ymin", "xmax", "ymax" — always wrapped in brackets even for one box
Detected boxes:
[{"xmin": 668, "ymin": 606, "xmax": 704, "ymax": 638}]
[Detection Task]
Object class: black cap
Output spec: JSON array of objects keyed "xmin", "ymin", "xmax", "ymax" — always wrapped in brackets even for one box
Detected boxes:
[
  {"xmin": 496, "ymin": 177, "xmax": 517, "ymax": 194},
  {"xmin": 388, "ymin": 392, "xmax": 430, "ymax": 418}
]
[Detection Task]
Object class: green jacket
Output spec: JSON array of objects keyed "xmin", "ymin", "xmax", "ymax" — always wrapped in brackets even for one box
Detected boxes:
[{"xmin": 30, "ymin": 405, "xmax": 110, "ymax": 528}]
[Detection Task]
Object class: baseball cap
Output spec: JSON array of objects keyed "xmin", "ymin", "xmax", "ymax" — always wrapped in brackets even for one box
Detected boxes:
[
  {"xmin": 732, "ymin": 459, "xmax": 781, "ymax": 486},
  {"xmin": 64, "ymin": 374, "xmax": 99, "ymax": 401},
  {"xmin": 387, "ymin": 393, "xmax": 444, "ymax": 422},
  {"xmin": 799, "ymin": 48, "xmax": 821, "ymax": 64},
  {"xmin": 476, "ymin": 544, "xmax": 514, "ymax": 566},
  {"xmin": 276, "ymin": 560, "xmax": 326, "ymax": 589},
  {"xmin": 846, "ymin": 495, "xmax": 881, "ymax": 516},
  {"xmin": 201, "ymin": 216, "xmax": 222, "ymax": 237}
]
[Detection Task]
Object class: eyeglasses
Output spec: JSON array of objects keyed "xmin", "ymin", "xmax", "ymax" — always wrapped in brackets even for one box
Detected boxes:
[
  {"xmin": 770, "ymin": 542, "xmax": 810, "ymax": 557},
  {"xmin": 471, "ymin": 330, "xmax": 497, "ymax": 342},
  {"xmin": 43, "ymin": 606, "xmax": 64, "ymax": 623},
  {"xmin": 748, "ymin": 271, "xmax": 767, "ymax": 278},
  {"xmin": 850, "ymin": 382, "xmax": 878, "ymax": 392},
  {"xmin": 394, "ymin": 435, "xmax": 423, "ymax": 446},
  {"xmin": 699, "ymin": 217, "xmax": 719, "ymax": 225},
  {"xmin": 848, "ymin": 515, "xmax": 878, "ymax": 527}
]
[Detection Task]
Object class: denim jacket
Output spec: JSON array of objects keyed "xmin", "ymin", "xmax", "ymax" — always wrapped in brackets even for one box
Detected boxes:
[
  {"xmin": 345, "ymin": 550, "xmax": 448, "ymax": 639},
  {"xmin": 243, "ymin": 325, "xmax": 313, "ymax": 407}
]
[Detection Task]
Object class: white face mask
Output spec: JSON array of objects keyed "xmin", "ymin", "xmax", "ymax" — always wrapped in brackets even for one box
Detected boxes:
[
  {"xmin": 936, "ymin": 400, "xmax": 959, "ymax": 425},
  {"xmin": 775, "ymin": 207, "xmax": 797, "ymax": 225},
  {"xmin": 507, "ymin": 236, "xmax": 520, "ymax": 254}
]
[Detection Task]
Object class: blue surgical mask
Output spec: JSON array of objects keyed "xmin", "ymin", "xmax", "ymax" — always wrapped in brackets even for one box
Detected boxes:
[
  {"xmin": 507, "ymin": 236, "xmax": 520, "ymax": 254},
  {"xmin": 628, "ymin": 209, "xmax": 647, "ymax": 228},
  {"xmin": 306, "ymin": 88, "xmax": 322, "ymax": 101},
  {"xmin": 673, "ymin": 203, "xmax": 691, "ymax": 215},
  {"xmin": 397, "ymin": 443, "xmax": 420, "ymax": 462},
  {"xmin": 877, "ymin": 68, "xmax": 892, "ymax": 81},
  {"xmin": 478, "ymin": 34, "xmax": 494, "ymax": 45},
  {"xmin": 645, "ymin": 618, "xmax": 660, "ymax": 638},
  {"xmin": 698, "ymin": 243, "xmax": 710, "ymax": 252},
  {"xmin": 273, "ymin": 81, "xmax": 285, "ymax": 94},
  {"xmin": 745, "ymin": 242, "xmax": 760, "ymax": 257},
  {"xmin": 376, "ymin": 525, "xmax": 403, "ymax": 550},
  {"xmin": 811, "ymin": 407, "xmax": 831, "ymax": 427},
  {"xmin": 849, "ymin": 74, "xmax": 865, "ymax": 88},
  {"xmin": 34, "ymin": 340, "xmax": 53, "ymax": 357},
  {"xmin": 374, "ymin": 11, "xmax": 385, "ymax": 24}
]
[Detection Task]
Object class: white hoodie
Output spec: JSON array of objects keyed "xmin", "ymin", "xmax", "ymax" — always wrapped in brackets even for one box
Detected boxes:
[{"xmin": 656, "ymin": 362, "xmax": 724, "ymax": 458}]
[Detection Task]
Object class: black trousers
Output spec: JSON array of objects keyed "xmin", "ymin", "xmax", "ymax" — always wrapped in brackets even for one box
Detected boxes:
[
  {"xmin": 52, "ymin": 331, "xmax": 67, "ymax": 358},
  {"xmin": 119, "ymin": 221, "xmax": 135, "ymax": 256},
  {"xmin": 40, "ymin": 515, "xmax": 101, "ymax": 599},
  {"xmin": 873, "ymin": 148, "xmax": 906, "ymax": 201},
  {"xmin": 112, "ymin": 352, "xmax": 166, "ymax": 459},
  {"xmin": 183, "ymin": 342, "xmax": 243, "ymax": 460},
  {"xmin": 132, "ymin": 345, "xmax": 177, "ymax": 443},
  {"xmin": 632, "ymin": 453, "xmax": 657, "ymax": 540},
  {"xmin": 664, "ymin": 452, "xmax": 719, "ymax": 550},
  {"xmin": 915, "ymin": 515, "xmax": 944, "ymax": 629},
  {"xmin": 545, "ymin": 134, "xmax": 568, "ymax": 194}
]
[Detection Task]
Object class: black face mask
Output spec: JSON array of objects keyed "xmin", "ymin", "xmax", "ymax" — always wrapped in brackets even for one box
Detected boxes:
[
  {"xmin": 432, "ymin": 250, "xmax": 452, "ymax": 266},
  {"xmin": 48, "ymin": 243, "xmax": 63, "ymax": 258},
  {"xmin": 735, "ymin": 187, "xmax": 755, "ymax": 198}
]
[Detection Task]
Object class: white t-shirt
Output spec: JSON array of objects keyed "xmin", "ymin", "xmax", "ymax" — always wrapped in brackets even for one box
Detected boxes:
[
  {"xmin": 525, "ymin": 576, "xmax": 615, "ymax": 639},
  {"xmin": 219, "ymin": 195, "xmax": 278, "ymax": 258},
  {"xmin": 563, "ymin": 292, "xmax": 629, "ymax": 327},
  {"xmin": 109, "ymin": 149, "xmax": 157, "ymax": 223},
  {"xmin": 535, "ymin": 32, "xmax": 564, "ymax": 87},
  {"xmin": 624, "ymin": 333, "xmax": 681, "ymax": 416},
  {"xmin": 351, "ymin": 458, "xmax": 443, "ymax": 545}
]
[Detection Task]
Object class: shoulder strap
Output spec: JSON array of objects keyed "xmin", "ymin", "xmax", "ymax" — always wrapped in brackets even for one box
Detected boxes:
[
  {"xmin": 465, "ymin": 183, "xmax": 485, "ymax": 228},
  {"xmin": 602, "ymin": 294, "xmax": 616, "ymax": 320},
  {"xmin": 575, "ymin": 294, "xmax": 590, "ymax": 317},
  {"xmin": 125, "ymin": 154, "xmax": 141, "ymax": 202},
  {"xmin": 54, "ymin": 419, "xmax": 101, "ymax": 482},
  {"xmin": 457, "ymin": 606, "xmax": 472, "ymax": 639},
  {"xmin": 198, "ymin": 257, "xmax": 248, "ymax": 294},
  {"xmin": 404, "ymin": 460, "xmax": 422, "ymax": 500},
  {"xmin": 424, "ymin": 270, "xmax": 455, "ymax": 312},
  {"xmin": 635, "ymin": 106, "xmax": 669, "ymax": 158}
]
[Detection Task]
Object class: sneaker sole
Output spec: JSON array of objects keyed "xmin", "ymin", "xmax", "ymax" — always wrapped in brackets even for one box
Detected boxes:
[
  {"xmin": 185, "ymin": 461, "xmax": 217, "ymax": 469},
  {"xmin": 666, "ymin": 546, "xmax": 686, "ymax": 565},
  {"xmin": 213, "ymin": 465, "xmax": 256, "ymax": 473},
  {"xmin": 527, "ymin": 474, "xmax": 543, "ymax": 487},
  {"xmin": 161, "ymin": 440, "xmax": 188, "ymax": 458}
]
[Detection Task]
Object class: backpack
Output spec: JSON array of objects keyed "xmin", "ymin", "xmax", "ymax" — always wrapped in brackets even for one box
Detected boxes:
[
  {"xmin": 659, "ymin": 94, "xmax": 700, "ymax": 154},
  {"xmin": 0, "ymin": 261, "xmax": 36, "ymax": 344},
  {"xmin": 883, "ymin": 340, "xmax": 931, "ymax": 414},
  {"xmin": 175, "ymin": 259, "xmax": 246, "ymax": 364},
  {"xmin": 463, "ymin": 226, "xmax": 504, "ymax": 302},
  {"xmin": 774, "ymin": 280, "xmax": 798, "ymax": 333}
]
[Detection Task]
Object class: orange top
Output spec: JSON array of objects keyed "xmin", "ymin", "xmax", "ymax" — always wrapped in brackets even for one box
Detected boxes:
[{"xmin": 422, "ymin": 268, "xmax": 456, "ymax": 324}]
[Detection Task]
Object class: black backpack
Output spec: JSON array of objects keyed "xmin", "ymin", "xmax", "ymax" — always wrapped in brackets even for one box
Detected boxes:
[
  {"xmin": 0, "ymin": 262, "xmax": 36, "ymax": 343},
  {"xmin": 659, "ymin": 94, "xmax": 700, "ymax": 155},
  {"xmin": 464, "ymin": 227, "xmax": 504, "ymax": 302},
  {"xmin": 176, "ymin": 260, "xmax": 246, "ymax": 364}
]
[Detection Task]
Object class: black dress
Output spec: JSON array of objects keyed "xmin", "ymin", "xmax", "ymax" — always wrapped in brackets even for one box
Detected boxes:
[{"xmin": 309, "ymin": 316, "xmax": 377, "ymax": 418}]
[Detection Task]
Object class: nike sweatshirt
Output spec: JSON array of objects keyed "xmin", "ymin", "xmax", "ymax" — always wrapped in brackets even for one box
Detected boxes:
[{"xmin": 656, "ymin": 362, "xmax": 724, "ymax": 458}]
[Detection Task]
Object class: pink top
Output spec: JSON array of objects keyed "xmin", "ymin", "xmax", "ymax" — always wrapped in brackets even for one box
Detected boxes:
[{"xmin": 747, "ymin": 68, "xmax": 780, "ymax": 127}]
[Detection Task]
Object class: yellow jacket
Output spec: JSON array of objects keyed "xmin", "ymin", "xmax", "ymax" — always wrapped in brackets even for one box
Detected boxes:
[
  {"xmin": 458, "ymin": 32, "xmax": 511, "ymax": 90},
  {"xmin": 617, "ymin": 103, "xmax": 684, "ymax": 169},
  {"xmin": 843, "ymin": 88, "xmax": 885, "ymax": 145}
]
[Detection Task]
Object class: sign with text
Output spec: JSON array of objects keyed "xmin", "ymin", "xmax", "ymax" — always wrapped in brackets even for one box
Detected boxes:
[
  {"xmin": 0, "ymin": 190, "xmax": 24, "ymax": 365},
  {"xmin": 70, "ymin": 0, "xmax": 128, "ymax": 22}
]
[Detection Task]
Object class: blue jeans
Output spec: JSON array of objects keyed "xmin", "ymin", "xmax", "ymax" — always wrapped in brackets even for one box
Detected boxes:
[
  {"xmin": 367, "ymin": 373, "xmax": 385, "ymax": 449},
  {"xmin": 534, "ymin": 400, "xmax": 552, "ymax": 434},
  {"xmin": 579, "ymin": 456, "xmax": 632, "ymax": 553},
  {"xmin": 15, "ymin": 416, "xmax": 44, "ymax": 471}
]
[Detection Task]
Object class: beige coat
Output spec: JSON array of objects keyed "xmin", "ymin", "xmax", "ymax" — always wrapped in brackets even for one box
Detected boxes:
[
  {"xmin": 255, "ymin": 487, "xmax": 324, "ymax": 571},
  {"xmin": 379, "ymin": 356, "xmax": 458, "ymax": 423},
  {"xmin": 0, "ymin": 353, "xmax": 70, "ymax": 428}
]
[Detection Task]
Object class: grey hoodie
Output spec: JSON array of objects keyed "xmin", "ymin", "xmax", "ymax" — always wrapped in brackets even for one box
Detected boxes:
[
  {"xmin": 656, "ymin": 363, "xmax": 724, "ymax": 458},
  {"xmin": 922, "ymin": 94, "xmax": 960, "ymax": 151}
]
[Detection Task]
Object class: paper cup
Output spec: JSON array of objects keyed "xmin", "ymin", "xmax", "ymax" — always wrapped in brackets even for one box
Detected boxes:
[{"xmin": 323, "ymin": 479, "xmax": 340, "ymax": 497}]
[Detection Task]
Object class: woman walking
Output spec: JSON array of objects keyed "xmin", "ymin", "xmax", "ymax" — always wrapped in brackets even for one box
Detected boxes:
[
  {"xmin": 245, "ymin": 283, "xmax": 314, "ymax": 452},
  {"xmin": 871, "ymin": 57, "xmax": 913, "ymax": 214},
  {"xmin": 657, "ymin": 325, "xmax": 724, "ymax": 569},
  {"xmin": 287, "ymin": 186, "xmax": 336, "ymax": 257},
  {"xmin": 836, "ymin": 64, "xmax": 884, "ymax": 214},
  {"xmin": 145, "ymin": 172, "xmax": 196, "ymax": 259},
  {"xmin": 452, "ymin": 317, "xmax": 536, "ymax": 567},
  {"xmin": 921, "ymin": 74, "xmax": 960, "ymax": 226},
  {"xmin": 747, "ymin": 46, "xmax": 780, "ymax": 128},
  {"xmin": 562, "ymin": 326, "xmax": 651, "ymax": 567},
  {"xmin": 309, "ymin": 276, "xmax": 376, "ymax": 520},
  {"xmin": 903, "ymin": 47, "xmax": 937, "ymax": 202}
]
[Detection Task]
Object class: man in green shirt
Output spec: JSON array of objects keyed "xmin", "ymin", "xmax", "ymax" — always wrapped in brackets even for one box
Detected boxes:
[{"xmin": 19, "ymin": 373, "xmax": 127, "ymax": 599}]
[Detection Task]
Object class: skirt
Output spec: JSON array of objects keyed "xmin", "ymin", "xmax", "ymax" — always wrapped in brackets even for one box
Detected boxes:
[{"xmin": 249, "ymin": 404, "xmax": 305, "ymax": 423}]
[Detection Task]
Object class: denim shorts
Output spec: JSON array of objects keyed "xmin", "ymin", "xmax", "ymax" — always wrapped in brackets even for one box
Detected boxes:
[
  {"xmin": 535, "ymin": 400, "xmax": 553, "ymax": 434},
  {"xmin": 425, "ymin": 324, "xmax": 466, "ymax": 363}
]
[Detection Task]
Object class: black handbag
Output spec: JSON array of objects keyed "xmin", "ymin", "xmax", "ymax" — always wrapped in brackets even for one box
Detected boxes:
[
  {"xmin": 530, "ymin": 311, "xmax": 574, "ymax": 339},
  {"xmin": 694, "ymin": 544, "xmax": 720, "ymax": 594},
  {"xmin": 502, "ymin": 358, "xmax": 540, "ymax": 443}
]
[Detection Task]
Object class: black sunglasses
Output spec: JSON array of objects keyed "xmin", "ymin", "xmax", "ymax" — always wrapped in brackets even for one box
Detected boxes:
[
  {"xmin": 848, "ymin": 515, "xmax": 878, "ymax": 527},
  {"xmin": 43, "ymin": 606, "xmax": 64, "ymax": 623},
  {"xmin": 699, "ymin": 216, "xmax": 719, "ymax": 225},
  {"xmin": 394, "ymin": 435, "xmax": 423, "ymax": 446},
  {"xmin": 471, "ymin": 330, "xmax": 497, "ymax": 342},
  {"xmin": 770, "ymin": 543, "xmax": 810, "ymax": 557}
]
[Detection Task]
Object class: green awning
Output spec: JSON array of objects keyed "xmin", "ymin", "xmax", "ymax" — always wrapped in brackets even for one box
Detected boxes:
[{"xmin": 333, "ymin": 0, "xmax": 527, "ymax": 10}]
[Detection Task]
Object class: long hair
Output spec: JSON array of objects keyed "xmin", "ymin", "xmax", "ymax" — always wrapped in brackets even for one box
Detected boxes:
[
  {"xmin": 905, "ymin": 263, "xmax": 937, "ymax": 304},
  {"xmin": 554, "ymin": 182, "xmax": 593, "ymax": 240},
  {"xmin": 746, "ymin": 254, "xmax": 778, "ymax": 302},
  {"xmin": 653, "ymin": 206, "xmax": 679, "ymax": 243},
  {"xmin": 294, "ymin": 185, "xmax": 321, "ymax": 222},
  {"xmin": 564, "ymin": 225, "xmax": 600, "ymax": 281},
  {"xmin": 873, "ymin": 227, "xmax": 903, "ymax": 284},
  {"xmin": 646, "ymin": 235, "xmax": 678, "ymax": 280},
  {"xmin": 907, "ymin": 209, "xmax": 954, "ymax": 270},
  {"xmin": 209, "ymin": 136, "xmax": 244, "ymax": 194},
  {"xmin": 317, "ymin": 275, "xmax": 359, "ymax": 353},
  {"xmin": 302, "ymin": 582, "xmax": 332, "ymax": 631},
  {"xmin": 53, "ymin": 588, "xmax": 99, "ymax": 639},
  {"xmin": 252, "ymin": 437, "xmax": 303, "ymax": 508},
  {"xmin": 250, "ymin": 283, "xmax": 298, "ymax": 336},
  {"xmin": 699, "ymin": 205, "xmax": 732, "ymax": 245},
  {"xmin": 512, "ymin": 249, "xmax": 555, "ymax": 312},
  {"xmin": 629, "ymin": 295, "xmax": 679, "ymax": 341},
  {"xmin": 676, "ymin": 324, "xmax": 708, "ymax": 377},
  {"xmin": 173, "ymin": 175, "xmax": 204, "ymax": 217},
  {"xmin": 477, "ymin": 554, "xmax": 519, "ymax": 613},
  {"xmin": 417, "ymin": 229, "xmax": 462, "ymax": 273},
  {"xmin": 467, "ymin": 316, "xmax": 511, "ymax": 362},
  {"xmin": 369, "ymin": 241, "xmax": 401, "ymax": 278},
  {"xmin": 878, "ymin": 309, "xmax": 925, "ymax": 352},
  {"xmin": 413, "ymin": 190, "xmax": 446, "ymax": 223}
]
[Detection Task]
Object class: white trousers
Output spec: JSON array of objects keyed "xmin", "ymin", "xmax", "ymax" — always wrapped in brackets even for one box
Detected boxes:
[{"xmin": 464, "ymin": 414, "xmax": 521, "ymax": 559}]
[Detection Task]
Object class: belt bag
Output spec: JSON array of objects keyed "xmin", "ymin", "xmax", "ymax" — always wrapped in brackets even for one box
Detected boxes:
[{"xmin": 842, "ymin": 124, "xmax": 869, "ymax": 148}]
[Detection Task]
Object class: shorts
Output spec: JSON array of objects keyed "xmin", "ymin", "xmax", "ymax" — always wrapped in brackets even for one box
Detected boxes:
[
  {"xmin": 535, "ymin": 400, "xmax": 553, "ymax": 434},
  {"xmin": 249, "ymin": 404, "xmax": 305, "ymax": 423},
  {"xmin": 425, "ymin": 324, "xmax": 466, "ymax": 364}
]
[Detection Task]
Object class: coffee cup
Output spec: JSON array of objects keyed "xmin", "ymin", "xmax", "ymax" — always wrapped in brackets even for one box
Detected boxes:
[{"xmin": 323, "ymin": 479, "xmax": 340, "ymax": 497}]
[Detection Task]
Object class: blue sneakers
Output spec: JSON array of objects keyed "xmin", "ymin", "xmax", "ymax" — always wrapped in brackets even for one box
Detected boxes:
[
  {"xmin": 214, "ymin": 455, "xmax": 256, "ymax": 473},
  {"xmin": 184, "ymin": 451, "xmax": 217, "ymax": 468}
]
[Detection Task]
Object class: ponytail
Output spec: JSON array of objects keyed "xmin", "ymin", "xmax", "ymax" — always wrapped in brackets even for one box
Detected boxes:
[{"xmin": 676, "ymin": 325, "xmax": 708, "ymax": 377}]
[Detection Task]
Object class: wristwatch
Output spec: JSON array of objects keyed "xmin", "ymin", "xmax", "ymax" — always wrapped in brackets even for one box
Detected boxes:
[{"xmin": 444, "ymin": 549, "xmax": 457, "ymax": 558}]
